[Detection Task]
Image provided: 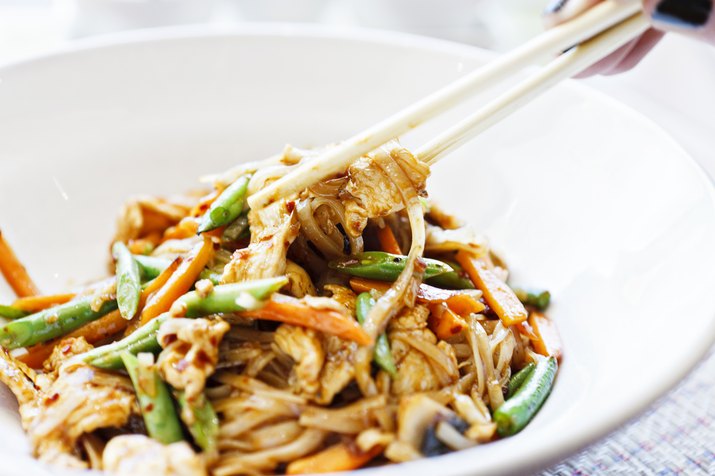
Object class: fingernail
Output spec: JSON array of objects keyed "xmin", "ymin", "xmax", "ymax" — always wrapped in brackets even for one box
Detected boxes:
[
  {"xmin": 653, "ymin": 0, "xmax": 712, "ymax": 28},
  {"xmin": 544, "ymin": 0, "xmax": 569, "ymax": 15}
]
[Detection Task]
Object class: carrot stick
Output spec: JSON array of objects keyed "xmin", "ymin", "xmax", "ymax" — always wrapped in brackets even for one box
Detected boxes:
[
  {"xmin": 528, "ymin": 311, "xmax": 563, "ymax": 361},
  {"xmin": 0, "ymin": 230, "xmax": 39, "ymax": 297},
  {"xmin": 286, "ymin": 443, "xmax": 382, "ymax": 475},
  {"xmin": 241, "ymin": 298, "xmax": 372, "ymax": 345},
  {"xmin": 349, "ymin": 277, "xmax": 485, "ymax": 316},
  {"xmin": 428, "ymin": 303, "xmax": 468, "ymax": 340},
  {"xmin": 514, "ymin": 321, "xmax": 538, "ymax": 340},
  {"xmin": 13, "ymin": 293, "xmax": 76, "ymax": 312},
  {"xmin": 349, "ymin": 277, "xmax": 390, "ymax": 295},
  {"xmin": 377, "ymin": 225, "xmax": 402, "ymax": 254},
  {"xmin": 443, "ymin": 293, "xmax": 486, "ymax": 316},
  {"xmin": 162, "ymin": 217, "xmax": 200, "ymax": 241},
  {"xmin": 140, "ymin": 236, "xmax": 214, "ymax": 325},
  {"xmin": 127, "ymin": 239, "xmax": 157, "ymax": 255},
  {"xmin": 456, "ymin": 251, "xmax": 527, "ymax": 326}
]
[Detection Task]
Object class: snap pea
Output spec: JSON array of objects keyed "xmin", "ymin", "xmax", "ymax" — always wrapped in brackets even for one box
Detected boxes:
[
  {"xmin": 494, "ymin": 356, "xmax": 558, "ymax": 437},
  {"xmin": 198, "ymin": 175, "xmax": 250, "ymax": 233},
  {"xmin": 513, "ymin": 287, "xmax": 551, "ymax": 311},
  {"xmin": 179, "ymin": 276, "xmax": 288, "ymax": 317},
  {"xmin": 113, "ymin": 242, "xmax": 142, "ymax": 319},
  {"xmin": 121, "ymin": 352, "xmax": 184, "ymax": 445},
  {"xmin": 330, "ymin": 252, "xmax": 453, "ymax": 281},
  {"xmin": 0, "ymin": 304, "xmax": 29, "ymax": 320},
  {"xmin": 83, "ymin": 314, "xmax": 168, "ymax": 370},
  {"xmin": 175, "ymin": 390, "xmax": 218, "ymax": 454},
  {"xmin": 0, "ymin": 297, "xmax": 117, "ymax": 349},
  {"xmin": 425, "ymin": 261, "xmax": 475, "ymax": 290},
  {"xmin": 506, "ymin": 362, "xmax": 535, "ymax": 398},
  {"xmin": 356, "ymin": 292, "xmax": 396, "ymax": 376}
]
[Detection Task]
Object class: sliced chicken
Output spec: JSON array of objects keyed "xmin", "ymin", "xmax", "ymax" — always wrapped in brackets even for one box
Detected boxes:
[{"xmin": 157, "ymin": 317, "xmax": 230, "ymax": 402}]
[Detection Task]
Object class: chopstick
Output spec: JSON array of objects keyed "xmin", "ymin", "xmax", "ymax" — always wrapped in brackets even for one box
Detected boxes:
[
  {"xmin": 417, "ymin": 11, "xmax": 649, "ymax": 164},
  {"xmin": 248, "ymin": 0, "xmax": 646, "ymax": 209}
]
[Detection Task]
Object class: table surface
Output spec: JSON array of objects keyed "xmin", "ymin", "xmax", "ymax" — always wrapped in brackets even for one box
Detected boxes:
[{"xmin": 1, "ymin": 3, "xmax": 714, "ymax": 475}]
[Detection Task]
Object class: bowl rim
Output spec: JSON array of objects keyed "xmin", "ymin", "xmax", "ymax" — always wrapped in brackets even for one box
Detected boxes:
[{"xmin": 1, "ymin": 23, "xmax": 714, "ymax": 475}]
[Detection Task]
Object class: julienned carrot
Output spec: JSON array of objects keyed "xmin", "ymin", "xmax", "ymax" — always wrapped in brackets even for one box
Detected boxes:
[
  {"xmin": 13, "ymin": 293, "xmax": 76, "ymax": 312},
  {"xmin": 286, "ymin": 442, "xmax": 382, "ymax": 475},
  {"xmin": 428, "ymin": 303, "xmax": 467, "ymax": 340},
  {"xmin": 377, "ymin": 225, "xmax": 402, "ymax": 254},
  {"xmin": 162, "ymin": 217, "xmax": 200, "ymax": 241},
  {"xmin": 140, "ymin": 236, "xmax": 214, "ymax": 325},
  {"xmin": 514, "ymin": 321, "xmax": 538, "ymax": 340},
  {"xmin": 145, "ymin": 258, "xmax": 181, "ymax": 297},
  {"xmin": 456, "ymin": 251, "xmax": 527, "ymax": 326},
  {"xmin": 0, "ymin": 230, "xmax": 39, "ymax": 298},
  {"xmin": 127, "ymin": 238, "xmax": 158, "ymax": 255},
  {"xmin": 442, "ymin": 293, "xmax": 486, "ymax": 316},
  {"xmin": 18, "ymin": 309, "xmax": 127, "ymax": 368},
  {"xmin": 241, "ymin": 297, "xmax": 372, "ymax": 345},
  {"xmin": 348, "ymin": 277, "xmax": 484, "ymax": 317},
  {"xmin": 528, "ymin": 311, "xmax": 563, "ymax": 361}
]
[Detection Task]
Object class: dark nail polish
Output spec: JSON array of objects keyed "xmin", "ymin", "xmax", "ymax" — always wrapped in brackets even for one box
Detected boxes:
[
  {"xmin": 544, "ymin": 0, "xmax": 568, "ymax": 15},
  {"xmin": 653, "ymin": 0, "xmax": 712, "ymax": 27}
]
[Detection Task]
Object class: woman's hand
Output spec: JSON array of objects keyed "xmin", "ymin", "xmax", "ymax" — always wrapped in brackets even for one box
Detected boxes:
[{"xmin": 544, "ymin": 0, "xmax": 714, "ymax": 76}]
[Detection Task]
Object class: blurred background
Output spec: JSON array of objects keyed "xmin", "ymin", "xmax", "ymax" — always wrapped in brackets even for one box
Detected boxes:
[
  {"xmin": 1, "ymin": 0, "xmax": 714, "ymax": 181},
  {"xmin": 0, "ymin": 0, "xmax": 548, "ymax": 58}
]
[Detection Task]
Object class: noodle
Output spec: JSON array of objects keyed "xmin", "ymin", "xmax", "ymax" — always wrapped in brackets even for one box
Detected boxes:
[{"xmin": 0, "ymin": 141, "xmax": 560, "ymax": 475}]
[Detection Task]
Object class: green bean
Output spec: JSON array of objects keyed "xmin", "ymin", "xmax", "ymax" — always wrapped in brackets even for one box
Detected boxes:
[
  {"xmin": 121, "ymin": 352, "xmax": 184, "ymax": 445},
  {"xmin": 175, "ymin": 390, "xmax": 218, "ymax": 453},
  {"xmin": 425, "ymin": 261, "xmax": 475, "ymax": 290},
  {"xmin": 85, "ymin": 277, "xmax": 287, "ymax": 369},
  {"xmin": 198, "ymin": 175, "xmax": 250, "ymax": 233},
  {"xmin": 179, "ymin": 276, "xmax": 288, "ymax": 317},
  {"xmin": 133, "ymin": 255, "xmax": 172, "ymax": 280},
  {"xmin": 113, "ymin": 242, "xmax": 142, "ymax": 319},
  {"xmin": 222, "ymin": 213, "xmax": 250, "ymax": 242},
  {"xmin": 198, "ymin": 271, "xmax": 222, "ymax": 286},
  {"xmin": 513, "ymin": 287, "xmax": 551, "ymax": 311},
  {"xmin": 494, "ymin": 356, "xmax": 558, "ymax": 437},
  {"xmin": 83, "ymin": 314, "xmax": 168, "ymax": 370},
  {"xmin": 330, "ymin": 252, "xmax": 453, "ymax": 281},
  {"xmin": 0, "ymin": 297, "xmax": 117, "ymax": 349},
  {"xmin": 506, "ymin": 362, "xmax": 535, "ymax": 398},
  {"xmin": 0, "ymin": 304, "xmax": 29, "ymax": 320},
  {"xmin": 356, "ymin": 292, "xmax": 396, "ymax": 376}
]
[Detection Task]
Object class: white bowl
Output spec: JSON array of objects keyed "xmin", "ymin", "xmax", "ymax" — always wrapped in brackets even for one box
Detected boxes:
[{"xmin": 1, "ymin": 26, "xmax": 714, "ymax": 476}]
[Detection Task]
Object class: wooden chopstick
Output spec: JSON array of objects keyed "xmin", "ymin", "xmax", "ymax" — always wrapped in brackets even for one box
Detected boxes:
[
  {"xmin": 247, "ymin": 0, "xmax": 644, "ymax": 209},
  {"xmin": 417, "ymin": 11, "xmax": 650, "ymax": 164}
]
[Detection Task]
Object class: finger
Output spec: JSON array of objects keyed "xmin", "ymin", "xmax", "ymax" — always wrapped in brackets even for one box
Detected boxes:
[
  {"xmin": 602, "ymin": 28, "xmax": 665, "ymax": 75},
  {"xmin": 643, "ymin": 0, "xmax": 715, "ymax": 44},
  {"xmin": 573, "ymin": 36, "xmax": 641, "ymax": 77},
  {"xmin": 543, "ymin": 0, "xmax": 603, "ymax": 28}
]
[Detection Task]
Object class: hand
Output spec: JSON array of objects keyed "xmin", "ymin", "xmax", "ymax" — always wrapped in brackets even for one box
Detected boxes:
[{"xmin": 544, "ymin": 0, "xmax": 714, "ymax": 76}]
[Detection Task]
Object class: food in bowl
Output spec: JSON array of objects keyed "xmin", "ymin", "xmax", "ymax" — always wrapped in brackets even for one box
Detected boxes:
[{"xmin": 0, "ymin": 142, "xmax": 561, "ymax": 475}]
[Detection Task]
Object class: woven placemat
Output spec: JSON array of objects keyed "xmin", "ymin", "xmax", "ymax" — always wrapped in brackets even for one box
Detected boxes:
[{"xmin": 542, "ymin": 346, "xmax": 715, "ymax": 475}]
